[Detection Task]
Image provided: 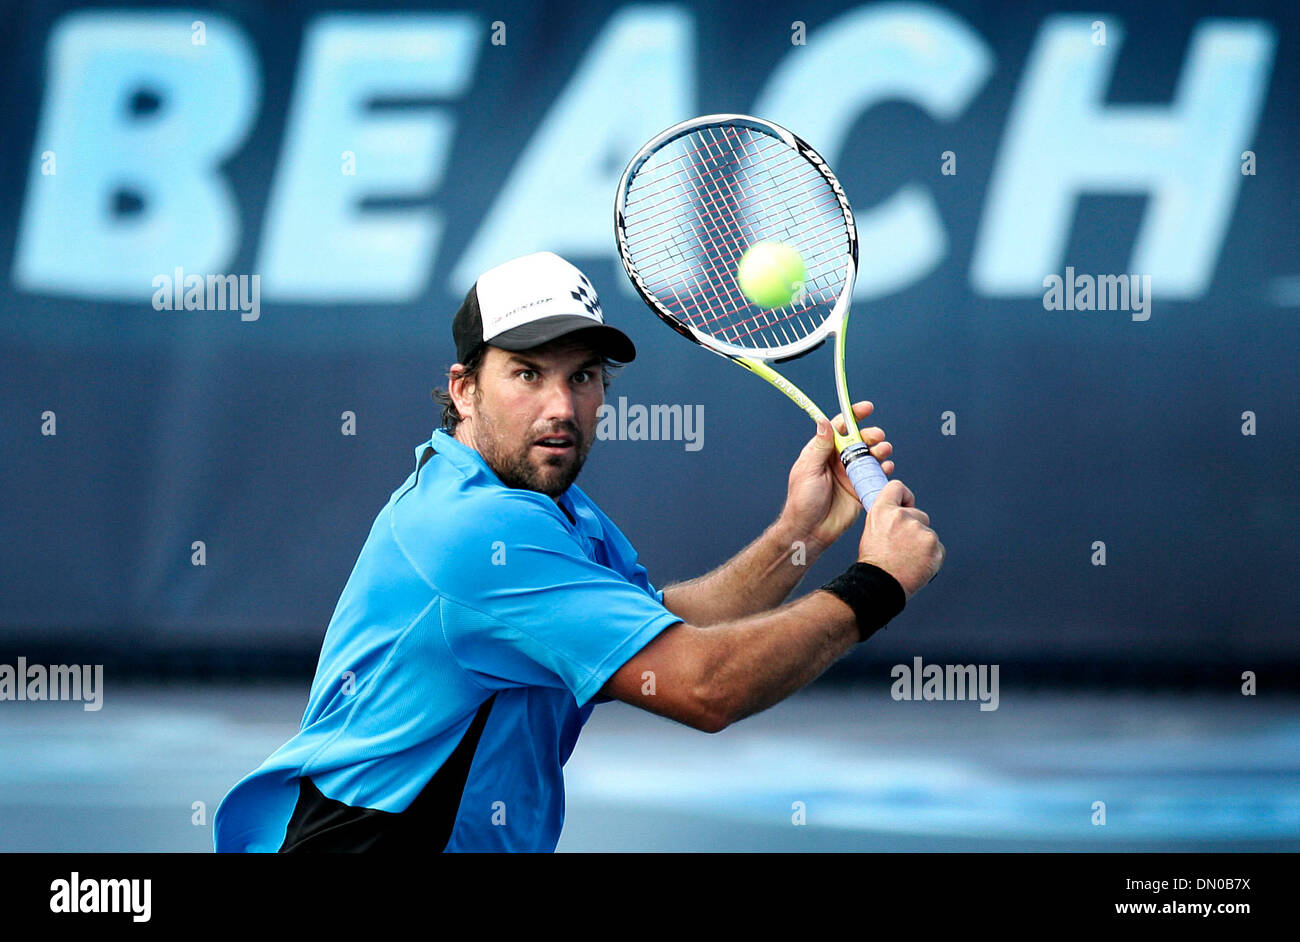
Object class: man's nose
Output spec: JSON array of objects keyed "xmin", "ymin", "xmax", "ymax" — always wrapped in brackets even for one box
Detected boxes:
[{"xmin": 540, "ymin": 376, "xmax": 577, "ymax": 422}]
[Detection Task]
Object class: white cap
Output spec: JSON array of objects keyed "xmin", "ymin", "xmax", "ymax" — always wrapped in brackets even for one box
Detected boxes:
[{"xmin": 452, "ymin": 251, "xmax": 636, "ymax": 363}]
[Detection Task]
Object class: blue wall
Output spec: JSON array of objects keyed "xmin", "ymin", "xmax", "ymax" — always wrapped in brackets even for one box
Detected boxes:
[{"xmin": 1, "ymin": 0, "xmax": 1296, "ymax": 668}]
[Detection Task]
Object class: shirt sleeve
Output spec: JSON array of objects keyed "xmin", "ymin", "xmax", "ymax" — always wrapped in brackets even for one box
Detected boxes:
[{"xmin": 393, "ymin": 487, "xmax": 681, "ymax": 706}]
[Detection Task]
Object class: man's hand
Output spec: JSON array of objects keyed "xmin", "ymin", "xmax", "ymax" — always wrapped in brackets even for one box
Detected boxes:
[
  {"xmin": 778, "ymin": 401, "xmax": 894, "ymax": 555},
  {"xmin": 857, "ymin": 479, "xmax": 944, "ymax": 599},
  {"xmin": 660, "ymin": 403, "xmax": 901, "ymax": 627}
]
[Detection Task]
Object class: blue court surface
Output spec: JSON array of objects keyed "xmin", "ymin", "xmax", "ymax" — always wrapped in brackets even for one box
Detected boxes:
[{"xmin": 0, "ymin": 682, "xmax": 1295, "ymax": 852}]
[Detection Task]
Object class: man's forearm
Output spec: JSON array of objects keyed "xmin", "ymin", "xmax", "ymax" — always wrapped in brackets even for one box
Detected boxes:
[
  {"xmin": 660, "ymin": 517, "xmax": 825, "ymax": 626},
  {"xmin": 698, "ymin": 591, "xmax": 860, "ymax": 727},
  {"xmin": 601, "ymin": 562, "xmax": 907, "ymax": 732}
]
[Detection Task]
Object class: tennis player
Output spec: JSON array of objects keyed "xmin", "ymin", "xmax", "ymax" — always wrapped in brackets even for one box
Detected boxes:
[{"xmin": 213, "ymin": 251, "xmax": 943, "ymax": 853}]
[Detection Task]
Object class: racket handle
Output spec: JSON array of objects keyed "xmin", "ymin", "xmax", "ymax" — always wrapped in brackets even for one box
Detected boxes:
[{"xmin": 840, "ymin": 441, "xmax": 888, "ymax": 511}]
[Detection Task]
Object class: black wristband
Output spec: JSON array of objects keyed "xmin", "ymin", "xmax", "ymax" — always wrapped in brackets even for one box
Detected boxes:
[{"xmin": 820, "ymin": 563, "xmax": 906, "ymax": 642}]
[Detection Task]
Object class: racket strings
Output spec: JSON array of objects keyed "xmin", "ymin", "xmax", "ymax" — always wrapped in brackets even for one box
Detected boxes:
[
  {"xmin": 679, "ymin": 135, "xmax": 786, "ymax": 342},
  {"xmin": 621, "ymin": 123, "xmax": 850, "ymax": 351},
  {"xmin": 623, "ymin": 138, "xmax": 841, "ymax": 272},
  {"xmin": 688, "ymin": 127, "xmax": 839, "ymax": 344},
  {"xmin": 621, "ymin": 139, "xmax": 846, "ymax": 298},
  {"xmin": 687, "ymin": 130, "xmax": 810, "ymax": 345}
]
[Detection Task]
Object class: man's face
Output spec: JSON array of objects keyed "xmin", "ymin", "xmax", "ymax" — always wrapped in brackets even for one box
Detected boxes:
[{"xmin": 451, "ymin": 340, "xmax": 605, "ymax": 498}]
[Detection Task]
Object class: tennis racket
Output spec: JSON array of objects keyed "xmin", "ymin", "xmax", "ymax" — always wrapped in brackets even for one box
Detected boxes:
[{"xmin": 614, "ymin": 113, "xmax": 888, "ymax": 510}]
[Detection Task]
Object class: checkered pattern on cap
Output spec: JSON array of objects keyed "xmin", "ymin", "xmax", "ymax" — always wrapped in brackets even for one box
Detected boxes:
[{"xmin": 570, "ymin": 274, "xmax": 602, "ymax": 317}]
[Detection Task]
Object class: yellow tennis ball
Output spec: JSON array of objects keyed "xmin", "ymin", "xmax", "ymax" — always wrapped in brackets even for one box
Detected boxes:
[{"xmin": 737, "ymin": 241, "xmax": 806, "ymax": 309}]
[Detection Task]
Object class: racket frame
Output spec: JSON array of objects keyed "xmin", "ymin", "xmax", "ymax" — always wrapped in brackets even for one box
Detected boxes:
[{"xmin": 614, "ymin": 113, "xmax": 869, "ymax": 456}]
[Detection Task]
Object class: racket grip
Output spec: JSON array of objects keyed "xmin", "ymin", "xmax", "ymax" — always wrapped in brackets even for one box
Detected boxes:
[{"xmin": 840, "ymin": 441, "xmax": 888, "ymax": 511}]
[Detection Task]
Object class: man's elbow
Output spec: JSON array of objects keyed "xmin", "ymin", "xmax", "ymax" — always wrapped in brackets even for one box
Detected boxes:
[
  {"xmin": 687, "ymin": 678, "xmax": 735, "ymax": 734},
  {"xmin": 635, "ymin": 622, "xmax": 735, "ymax": 733},
  {"xmin": 694, "ymin": 711, "xmax": 731, "ymax": 734}
]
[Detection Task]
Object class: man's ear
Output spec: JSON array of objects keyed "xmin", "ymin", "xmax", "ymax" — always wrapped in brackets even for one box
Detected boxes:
[{"xmin": 448, "ymin": 364, "xmax": 476, "ymax": 418}]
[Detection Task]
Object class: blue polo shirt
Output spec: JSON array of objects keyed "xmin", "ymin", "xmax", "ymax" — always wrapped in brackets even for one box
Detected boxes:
[{"xmin": 213, "ymin": 428, "xmax": 681, "ymax": 852}]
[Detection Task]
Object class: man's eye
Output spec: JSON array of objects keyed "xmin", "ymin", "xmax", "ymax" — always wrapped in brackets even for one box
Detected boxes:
[
  {"xmin": 518, "ymin": 369, "xmax": 538, "ymax": 382},
  {"xmin": 572, "ymin": 370, "xmax": 593, "ymax": 384}
]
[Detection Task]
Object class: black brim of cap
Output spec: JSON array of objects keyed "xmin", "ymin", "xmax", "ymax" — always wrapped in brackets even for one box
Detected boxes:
[{"xmin": 489, "ymin": 315, "xmax": 637, "ymax": 363}]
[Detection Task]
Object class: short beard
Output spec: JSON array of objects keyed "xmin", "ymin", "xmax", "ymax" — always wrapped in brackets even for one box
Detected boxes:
[{"xmin": 473, "ymin": 417, "xmax": 591, "ymax": 498}]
